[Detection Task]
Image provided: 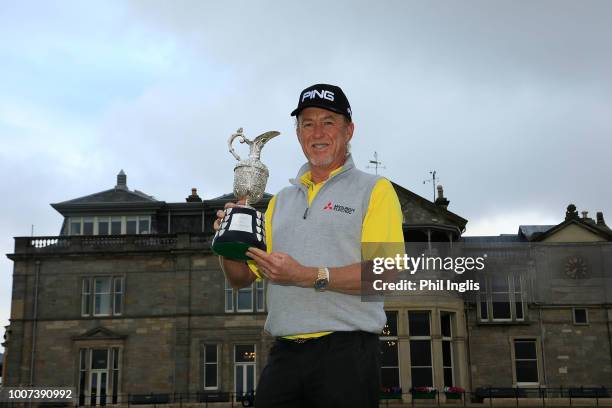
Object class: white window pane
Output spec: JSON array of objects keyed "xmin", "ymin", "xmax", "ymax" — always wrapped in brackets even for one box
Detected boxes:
[
  {"xmin": 126, "ymin": 219, "xmax": 137, "ymax": 234},
  {"xmin": 83, "ymin": 217, "xmax": 94, "ymax": 235},
  {"xmin": 95, "ymin": 278, "xmax": 111, "ymax": 294},
  {"xmin": 98, "ymin": 220, "xmax": 109, "ymax": 235},
  {"xmin": 71, "ymin": 220, "xmax": 81, "ymax": 235},
  {"xmin": 139, "ymin": 218, "xmax": 150, "ymax": 234},
  {"xmin": 111, "ymin": 217, "xmax": 122, "ymax": 234},
  {"xmin": 237, "ymin": 288, "xmax": 252, "ymax": 311}
]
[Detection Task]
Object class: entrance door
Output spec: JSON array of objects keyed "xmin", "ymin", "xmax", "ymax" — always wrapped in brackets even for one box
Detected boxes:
[
  {"xmin": 90, "ymin": 349, "xmax": 109, "ymax": 406},
  {"xmin": 234, "ymin": 345, "xmax": 256, "ymax": 399}
]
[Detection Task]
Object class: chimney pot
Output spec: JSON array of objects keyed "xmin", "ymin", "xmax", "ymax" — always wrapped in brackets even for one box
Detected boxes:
[
  {"xmin": 115, "ymin": 169, "xmax": 127, "ymax": 190},
  {"xmin": 597, "ymin": 211, "xmax": 606, "ymax": 226},
  {"xmin": 581, "ymin": 211, "xmax": 589, "ymax": 219}
]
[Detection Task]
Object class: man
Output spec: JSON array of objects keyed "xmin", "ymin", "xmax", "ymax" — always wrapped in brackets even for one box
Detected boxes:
[{"xmin": 215, "ymin": 84, "xmax": 404, "ymax": 407}]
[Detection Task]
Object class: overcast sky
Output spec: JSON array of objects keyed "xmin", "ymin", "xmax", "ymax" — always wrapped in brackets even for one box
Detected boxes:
[{"xmin": 1, "ymin": 0, "xmax": 611, "ymax": 352}]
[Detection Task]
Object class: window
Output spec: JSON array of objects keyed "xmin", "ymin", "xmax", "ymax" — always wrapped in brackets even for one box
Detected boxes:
[
  {"xmin": 513, "ymin": 339, "xmax": 539, "ymax": 385},
  {"xmin": 81, "ymin": 277, "xmax": 124, "ymax": 317},
  {"xmin": 78, "ymin": 347, "xmax": 121, "ymax": 406},
  {"xmin": 203, "ymin": 344, "xmax": 218, "ymax": 390},
  {"xmin": 111, "ymin": 217, "xmax": 122, "ymax": 235},
  {"xmin": 82, "ymin": 279, "xmax": 91, "ymax": 316},
  {"xmin": 225, "ymin": 280, "xmax": 234, "ymax": 312},
  {"xmin": 408, "ymin": 311, "xmax": 433, "ymax": 387},
  {"xmin": 225, "ymin": 279, "xmax": 266, "ymax": 313},
  {"xmin": 380, "ymin": 311, "xmax": 399, "ymax": 389},
  {"xmin": 71, "ymin": 219, "xmax": 82, "ymax": 235},
  {"xmin": 98, "ymin": 217, "xmax": 109, "ymax": 235},
  {"xmin": 139, "ymin": 217, "xmax": 150, "ymax": 234},
  {"xmin": 440, "ymin": 312, "xmax": 454, "ymax": 387},
  {"xmin": 573, "ymin": 308, "xmax": 588, "ymax": 325},
  {"xmin": 83, "ymin": 217, "xmax": 94, "ymax": 235},
  {"xmin": 68, "ymin": 216, "xmax": 152, "ymax": 236},
  {"xmin": 479, "ymin": 274, "xmax": 525, "ymax": 322},
  {"xmin": 256, "ymin": 281, "xmax": 265, "ymax": 312},
  {"xmin": 234, "ymin": 345, "xmax": 256, "ymax": 398},
  {"xmin": 237, "ymin": 286, "xmax": 253, "ymax": 312},
  {"xmin": 491, "ymin": 275, "xmax": 511, "ymax": 320},
  {"xmin": 126, "ymin": 217, "xmax": 137, "ymax": 234}
]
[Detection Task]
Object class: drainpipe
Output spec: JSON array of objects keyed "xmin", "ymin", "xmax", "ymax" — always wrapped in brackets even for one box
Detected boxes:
[
  {"xmin": 538, "ymin": 306, "xmax": 548, "ymax": 386},
  {"xmin": 464, "ymin": 308, "xmax": 473, "ymax": 392},
  {"xmin": 29, "ymin": 260, "xmax": 40, "ymax": 385}
]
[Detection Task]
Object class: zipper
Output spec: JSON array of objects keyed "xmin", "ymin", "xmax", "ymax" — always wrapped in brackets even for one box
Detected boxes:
[{"xmin": 300, "ymin": 170, "xmax": 350, "ymax": 220}]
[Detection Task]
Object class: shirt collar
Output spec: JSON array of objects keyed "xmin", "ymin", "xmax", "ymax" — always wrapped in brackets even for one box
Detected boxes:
[{"xmin": 291, "ymin": 154, "xmax": 355, "ymax": 187}]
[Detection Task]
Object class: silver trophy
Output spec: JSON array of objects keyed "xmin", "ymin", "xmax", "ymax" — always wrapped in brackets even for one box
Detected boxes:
[{"xmin": 212, "ymin": 128, "xmax": 280, "ymax": 260}]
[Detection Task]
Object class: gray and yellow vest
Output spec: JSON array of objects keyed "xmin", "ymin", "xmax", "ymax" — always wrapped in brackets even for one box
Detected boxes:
[{"xmin": 265, "ymin": 155, "xmax": 386, "ymax": 336}]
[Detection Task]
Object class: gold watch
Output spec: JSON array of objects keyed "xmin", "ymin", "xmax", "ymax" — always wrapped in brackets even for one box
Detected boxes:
[{"xmin": 314, "ymin": 267, "xmax": 330, "ymax": 291}]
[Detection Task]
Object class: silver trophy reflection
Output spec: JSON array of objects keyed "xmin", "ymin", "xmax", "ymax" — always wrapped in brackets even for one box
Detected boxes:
[{"xmin": 212, "ymin": 128, "xmax": 280, "ymax": 260}]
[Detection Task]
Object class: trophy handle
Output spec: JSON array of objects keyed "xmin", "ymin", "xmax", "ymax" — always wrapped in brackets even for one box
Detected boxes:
[
  {"xmin": 250, "ymin": 131, "xmax": 280, "ymax": 160},
  {"xmin": 228, "ymin": 128, "xmax": 253, "ymax": 162}
]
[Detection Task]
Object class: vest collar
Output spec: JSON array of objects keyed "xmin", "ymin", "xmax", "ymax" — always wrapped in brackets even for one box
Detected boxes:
[{"xmin": 290, "ymin": 154, "xmax": 355, "ymax": 187}]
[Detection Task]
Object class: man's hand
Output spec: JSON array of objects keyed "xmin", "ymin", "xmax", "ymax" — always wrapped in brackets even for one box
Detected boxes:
[
  {"xmin": 215, "ymin": 198, "xmax": 256, "ymax": 289},
  {"xmin": 246, "ymin": 247, "xmax": 316, "ymax": 287},
  {"xmin": 213, "ymin": 199, "xmax": 246, "ymax": 231}
]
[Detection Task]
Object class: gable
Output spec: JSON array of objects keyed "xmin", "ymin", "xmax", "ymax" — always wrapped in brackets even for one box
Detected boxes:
[
  {"xmin": 542, "ymin": 223, "xmax": 607, "ymax": 243},
  {"xmin": 391, "ymin": 182, "xmax": 467, "ymax": 231},
  {"xmin": 72, "ymin": 326, "xmax": 127, "ymax": 341}
]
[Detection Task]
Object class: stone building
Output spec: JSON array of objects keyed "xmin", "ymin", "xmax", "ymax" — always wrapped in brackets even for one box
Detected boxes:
[{"xmin": 3, "ymin": 171, "xmax": 612, "ymax": 404}]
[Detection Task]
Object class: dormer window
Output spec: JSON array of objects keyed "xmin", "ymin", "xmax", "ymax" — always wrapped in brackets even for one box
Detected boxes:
[{"xmin": 68, "ymin": 216, "xmax": 152, "ymax": 235}]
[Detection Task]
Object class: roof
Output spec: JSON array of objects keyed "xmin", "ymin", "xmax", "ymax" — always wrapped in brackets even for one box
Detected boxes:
[
  {"xmin": 54, "ymin": 187, "xmax": 157, "ymax": 205},
  {"xmin": 531, "ymin": 218, "xmax": 612, "ymax": 242},
  {"xmin": 462, "ymin": 235, "xmax": 524, "ymax": 243},
  {"xmin": 391, "ymin": 181, "xmax": 468, "ymax": 232},
  {"xmin": 518, "ymin": 225, "xmax": 555, "ymax": 240}
]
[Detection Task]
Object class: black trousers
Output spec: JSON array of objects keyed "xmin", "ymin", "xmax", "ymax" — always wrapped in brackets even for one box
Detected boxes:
[{"xmin": 255, "ymin": 331, "xmax": 381, "ymax": 408}]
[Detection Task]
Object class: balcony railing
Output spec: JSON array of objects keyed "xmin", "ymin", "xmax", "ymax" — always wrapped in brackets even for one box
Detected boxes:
[{"xmin": 12, "ymin": 233, "xmax": 213, "ymax": 255}]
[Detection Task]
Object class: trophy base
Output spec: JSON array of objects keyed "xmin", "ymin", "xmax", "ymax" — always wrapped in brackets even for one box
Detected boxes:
[
  {"xmin": 212, "ymin": 240, "xmax": 266, "ymax": 261},
  {"xmin": 212, "ymin": 205, "xmax": 267, "ymax": 260}
]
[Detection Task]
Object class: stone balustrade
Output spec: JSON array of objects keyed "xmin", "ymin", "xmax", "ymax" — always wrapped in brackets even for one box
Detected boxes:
[{"xmin": 12, "ymin": 233, "xmax": 213, "ymax": 255}]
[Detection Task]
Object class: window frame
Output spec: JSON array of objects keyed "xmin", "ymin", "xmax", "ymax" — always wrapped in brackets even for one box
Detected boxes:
[
  {"xmin": 81, "ymin": 276, "xmax": 125, "ymax": 317},
  {"xmin": 225, "ymin": 279, "xmax": 266, "ymax": 313},
  {"xmin": 68, "ymin": 215, "xmax": 152, "ymax": 236},
  {"xmin": 408, "ymin": 310, "xmax": 434, "ymax": 388},
  {"xmin": 478, "ymin": 274, "xmax": 525, "ymax": 323},
  {"xmin": 440, "ymin": 311, "xmax": 455, "ymax": 388},
  {"xmin": 203, "ymin": 344, "xmax": 219, "ymax": 390},
  {"xmin": 380, "ymin": 310, "xmax": 400, "ymax": 390},
  {"xmin": 572, "ymin": 307, "xmax": 588, "ymax": 325},
  {"xmin": 511, "ymin": 337, "xmax": 540, "ymax": 387}
]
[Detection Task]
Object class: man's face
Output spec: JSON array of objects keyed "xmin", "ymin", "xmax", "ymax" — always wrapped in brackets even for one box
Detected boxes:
[{"xmin": 296, "ymin": 107, "xmax": 354, "ymax": 169}]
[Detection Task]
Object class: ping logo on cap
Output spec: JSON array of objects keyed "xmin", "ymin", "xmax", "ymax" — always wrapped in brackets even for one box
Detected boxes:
[{"xmin": 302, "ymin": 89, "xmax": 335, "ymax": 102}]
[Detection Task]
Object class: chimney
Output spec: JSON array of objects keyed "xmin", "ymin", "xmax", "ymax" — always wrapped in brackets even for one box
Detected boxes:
[
  {"xmin": 565, "ymin": 204, "xmax": 578, "ymax": 220},
  {"xmin": 186, "ymin": 187, "xmax": 202, "ymax": 202},
  {"xmin": 596, "ymin": 211, "xmax": 606, "ymax": 226},
  {"xmin": 115, "ymin": 170, "xmax": 127, "ymax": 190},
  {"xmin": 581, "ymin": 211, "xmax": 589, "ymax": 219},
  {"xmin": 434, "ymin": 185, "xmax": 450, "ymax": 209}
]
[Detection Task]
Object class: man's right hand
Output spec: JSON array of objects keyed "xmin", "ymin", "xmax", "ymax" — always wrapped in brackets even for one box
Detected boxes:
[
  {"xmin": 215, "ymin": 199, "xmax": 256, "ymax": 289},
  {"xmin": 213, "ymin": 199, "xmax": 246, "ymax": 232}
]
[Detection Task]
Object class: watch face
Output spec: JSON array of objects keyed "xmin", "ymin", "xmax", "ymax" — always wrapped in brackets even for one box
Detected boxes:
[{"xmin": 314, "ymin": 278, "xmax": 328, "ymax": 291}]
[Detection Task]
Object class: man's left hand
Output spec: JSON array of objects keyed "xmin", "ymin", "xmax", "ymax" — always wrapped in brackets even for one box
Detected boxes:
[{"xmin": 246, "ymin": 247, "xmax": 315, "ymax": 287}]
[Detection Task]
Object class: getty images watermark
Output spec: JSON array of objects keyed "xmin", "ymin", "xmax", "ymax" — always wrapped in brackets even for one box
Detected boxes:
[
  {"xmin": 370, "ymin": 253, "xmax": 485, "ymax": 292},
  {"xmin": 360, "ymin": 243, "xmax": 490, "ymax": 297}
]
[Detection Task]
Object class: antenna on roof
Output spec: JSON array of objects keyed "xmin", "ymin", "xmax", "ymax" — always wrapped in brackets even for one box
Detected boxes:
[
  {"xmin": 366, "ymin": 151, "xmax": 386, "ymax": 175},
  {"xmin": 423, "ymin": 170, "xmax": 439, "ymax": 201},
  {"xmin": 31, "ymin": 224, "xmax": 34, "ymax": 237}
]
